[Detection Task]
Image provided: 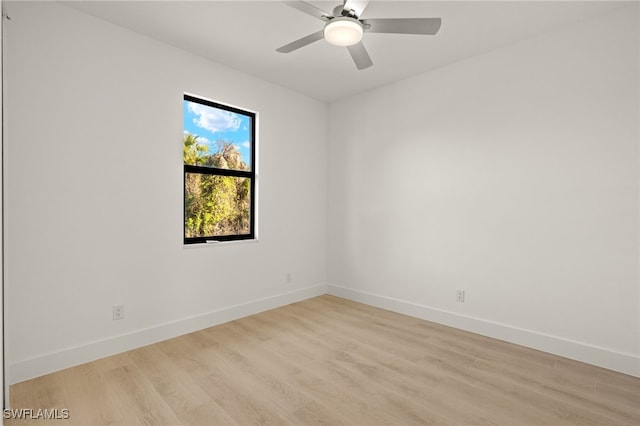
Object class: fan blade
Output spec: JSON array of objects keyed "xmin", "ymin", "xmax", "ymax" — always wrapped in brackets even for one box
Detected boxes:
[
  {"xmin": 347, "ymin": 42, "xmax": 373, "ymax": 70},
  {"xmin": 276, "ymin": 30, "xmax": 324, "ymax": 53},
  {"xmin": 282, "ymin": 1, "xmax": 331, "ymax": 22},
  {"xmin": 363, "ymin": 18, "xmax": 442, "ymax": 35},
  {"xmin": 343, "ymin": 0, "xmax": 370, "ymax": 18}
]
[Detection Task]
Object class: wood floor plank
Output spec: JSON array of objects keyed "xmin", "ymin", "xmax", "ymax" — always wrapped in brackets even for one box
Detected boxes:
[
  {"xmin": 100, "ymin": 363, "xmax": 182, "ymax": 425},
  {"xmin": 7, "ymin": 295, "xmax": 640, "ymax": 425},
  {"xmin": 127, "ymin": 344, "xmax": 238, "ymax": 426},
  {"xmin": 261, "ymin": 305, "xmax": 560, "ymax": 425},
  {"xmin": 297, "ymin": 295, "xmax": 638, "ymax": 422},
  {"xmin": 274, "ymin": 301, "xmax": 559, "ymax": 424}
]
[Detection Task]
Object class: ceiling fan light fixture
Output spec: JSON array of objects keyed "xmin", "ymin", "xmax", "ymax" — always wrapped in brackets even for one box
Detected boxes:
[{"xmin": 324, "ymin": 17, "xmax": 363, "ymax": 46}]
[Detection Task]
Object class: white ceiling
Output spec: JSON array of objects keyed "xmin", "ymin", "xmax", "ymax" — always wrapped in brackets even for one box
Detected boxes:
[{"xmin": 64, "ymin": 1, "xmax": 625, "ymax": 103}]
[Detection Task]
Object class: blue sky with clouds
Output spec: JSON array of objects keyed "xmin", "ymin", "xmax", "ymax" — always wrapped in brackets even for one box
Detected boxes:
[{"xmin": 183, "ymin": 99, "xmax": 252, "ymax": 167}]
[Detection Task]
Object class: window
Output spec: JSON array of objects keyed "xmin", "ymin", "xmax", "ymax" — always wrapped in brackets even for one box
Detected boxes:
[{"xmin": 183, "ymin": 94, "xmax": 256, "ymax": 244}]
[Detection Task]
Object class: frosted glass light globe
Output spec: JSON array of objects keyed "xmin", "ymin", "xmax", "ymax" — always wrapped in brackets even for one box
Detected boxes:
[{"xmin": 324, "ymin": 17, "xmax": 363, "ymax": 47}]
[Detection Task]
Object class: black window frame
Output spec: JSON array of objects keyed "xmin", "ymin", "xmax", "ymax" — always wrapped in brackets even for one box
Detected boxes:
[{"xmin": 183, "ymin": 94, "xmax": 256, "ymax": 244}]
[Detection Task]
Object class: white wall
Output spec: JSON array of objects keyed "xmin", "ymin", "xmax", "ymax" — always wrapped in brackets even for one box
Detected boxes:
[
  {"xmin": 4, "ymin": 1, "xmax": 327, "ymax": 383},
  {"xmin": 328, "ymin": 5, "xmax": 640, "ymax": 376}
]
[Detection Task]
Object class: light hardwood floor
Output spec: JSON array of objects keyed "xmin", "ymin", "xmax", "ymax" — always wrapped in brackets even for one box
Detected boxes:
[{"xmin": 7, "ymin": 295, "xmax": 640, "ymax": 425}]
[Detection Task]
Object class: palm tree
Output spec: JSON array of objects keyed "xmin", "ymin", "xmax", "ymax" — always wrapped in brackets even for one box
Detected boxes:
[{"xmin": 183, "ymin": 133, "xmax": 208, "ymax": 165}]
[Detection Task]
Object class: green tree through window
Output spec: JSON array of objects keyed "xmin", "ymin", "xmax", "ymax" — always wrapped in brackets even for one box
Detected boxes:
[{"xmin": 183, "ymin": 95, "xmax": 255, "ymax": 243}]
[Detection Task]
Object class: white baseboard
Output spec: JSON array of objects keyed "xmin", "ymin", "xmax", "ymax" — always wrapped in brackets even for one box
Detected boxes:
[
  {"xmin": 10, "ymin": 283, "xmax": 639, "ymax": 384},
  {"xmin": 9, "ymin": 284, "xmax": 327, "ymax": 384},
  {"xmin": 327, "ymin": 284, "xmax": 640, "ymax": 378}
]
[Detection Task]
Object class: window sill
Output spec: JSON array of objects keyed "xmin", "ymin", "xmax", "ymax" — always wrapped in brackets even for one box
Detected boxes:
[{"xmin": 183, "ymin": 239, "xmax": 258, "ymax": 249}]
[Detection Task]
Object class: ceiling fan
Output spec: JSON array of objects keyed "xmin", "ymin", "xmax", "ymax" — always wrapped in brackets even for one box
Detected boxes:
[{"xmin": 276, "ymin": 0, "xmax": 442, "ymax": 70}]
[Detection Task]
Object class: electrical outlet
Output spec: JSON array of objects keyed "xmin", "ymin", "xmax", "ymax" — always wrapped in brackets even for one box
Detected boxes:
[
  {"xmin": 456, "ymin": 290, "xmax": 465, "ymax": 303},
  {"xmin": 113, "ymin": 304, "xmax": 125, "ymax": 320}
]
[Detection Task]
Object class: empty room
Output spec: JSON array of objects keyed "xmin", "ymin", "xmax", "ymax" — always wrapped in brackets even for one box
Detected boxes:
[{"xmin": 1, "ymin": 0, "xmax": 639, "ymax": 424}]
